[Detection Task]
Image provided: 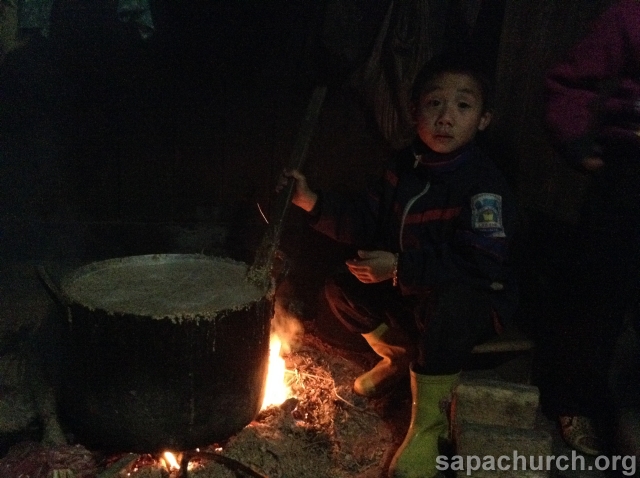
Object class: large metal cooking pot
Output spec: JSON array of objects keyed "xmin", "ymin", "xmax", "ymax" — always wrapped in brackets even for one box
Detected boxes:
[{"xmin": 47, "ymin": 254, "xmax": 271, "ymax": 453}]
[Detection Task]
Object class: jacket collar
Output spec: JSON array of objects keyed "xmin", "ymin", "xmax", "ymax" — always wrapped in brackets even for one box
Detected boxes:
[{"xmin": 411, "ymin": 140, "xmax": 474, "ymax": 173}]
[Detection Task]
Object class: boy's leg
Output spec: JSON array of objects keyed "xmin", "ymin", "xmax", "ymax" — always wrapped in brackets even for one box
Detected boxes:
[
  {"xmin": 324, "ymin": 270, "xmax": 417, "ymax": 396},
  {"xmin": 413, "ymin": 281, "xmax": 496, "ymax": 375},
  {"xmin": 324, "ymin": 269, "xmax": 416, "ymax": 334},
  {"xmin": 388, "ymin": 371, "xmax": 459, "ymax": 478},
  {"xmin": 389, "ymin": 282, "xmax": 496, "ymax": 478}
]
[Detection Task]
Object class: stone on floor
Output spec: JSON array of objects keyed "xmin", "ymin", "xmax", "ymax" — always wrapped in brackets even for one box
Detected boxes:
[{"xmin": 452, "ymin": 379, "xmax": 540, "ymax": 430}]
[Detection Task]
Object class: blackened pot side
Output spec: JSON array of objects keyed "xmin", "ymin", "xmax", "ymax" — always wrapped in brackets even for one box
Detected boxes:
[{"xmin": 57, "ymin": 254, "xmax": 272, "ymax": 453}]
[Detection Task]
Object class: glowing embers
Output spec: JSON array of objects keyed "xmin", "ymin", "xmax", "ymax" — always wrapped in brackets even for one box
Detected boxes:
[{"xmin": 109, "ymin": 449, "xmax": 266, "ymax": 477}]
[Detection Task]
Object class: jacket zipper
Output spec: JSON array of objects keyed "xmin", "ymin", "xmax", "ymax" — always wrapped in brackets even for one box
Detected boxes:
[{"xmin": 399, "ymin": 181, "xmax": 431, "ymax": 251}]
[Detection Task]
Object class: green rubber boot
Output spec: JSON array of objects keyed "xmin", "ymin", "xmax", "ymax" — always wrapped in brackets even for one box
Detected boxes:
[
  {"xmin": 388, "ymin": 371, "xmax": 459, "ymax": 478},
  {"xmin": 353, "ymin": 323, "xmax": 415, "ymax": 397}
]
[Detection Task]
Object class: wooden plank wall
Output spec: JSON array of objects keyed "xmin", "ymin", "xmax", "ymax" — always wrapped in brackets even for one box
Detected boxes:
[{"xmin": 4, "ymin": 0, "xmax": 620, "ymax": 229}]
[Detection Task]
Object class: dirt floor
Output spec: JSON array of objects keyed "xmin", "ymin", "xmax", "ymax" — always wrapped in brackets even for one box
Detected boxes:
[
  {"xmin": 191, "ymin": 332, "xmax": 404, "ymax": 478},
  {"xmin": 0, "ymin": 330, "xmax": 410, "ymax": 478}
]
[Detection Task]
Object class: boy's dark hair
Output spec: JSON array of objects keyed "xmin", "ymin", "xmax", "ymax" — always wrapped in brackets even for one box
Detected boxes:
[{"xmin": 410, "ymin": 52, "xmax": 495, "ymax": 112}]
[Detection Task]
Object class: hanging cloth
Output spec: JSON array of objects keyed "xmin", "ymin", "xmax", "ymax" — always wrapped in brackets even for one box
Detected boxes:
[{"xmin": 350, "ymin": 0, "xmax": 436, "ymax": 150}]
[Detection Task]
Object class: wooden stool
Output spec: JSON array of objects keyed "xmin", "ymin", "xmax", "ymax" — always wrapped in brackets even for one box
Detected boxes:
[
  {"xmin": 468, "ymin": 326, "xmax": 535, "ymax": 384},
  {"xmin": 472, "ymin": 326, "xmax": 535, "ymax": 354}
]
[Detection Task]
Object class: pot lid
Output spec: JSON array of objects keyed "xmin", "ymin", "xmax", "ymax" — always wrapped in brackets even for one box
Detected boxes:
[{"xmin": 61, "ymin": 254, "xmax": 266, "ymax": 320}]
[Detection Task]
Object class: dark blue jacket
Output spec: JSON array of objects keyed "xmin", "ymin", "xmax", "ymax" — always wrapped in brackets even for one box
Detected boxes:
[{"xmin": 311, "ymin": 143, "xmax": 519, "ymax": 325}]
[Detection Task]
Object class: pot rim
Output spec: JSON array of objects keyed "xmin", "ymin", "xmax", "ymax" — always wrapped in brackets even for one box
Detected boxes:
[{"xmin": 60, "ymin": 253, "xmax": 268, "ymax": 321}]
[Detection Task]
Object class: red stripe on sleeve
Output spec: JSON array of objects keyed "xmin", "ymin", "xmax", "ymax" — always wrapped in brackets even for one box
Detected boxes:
[{"xmin": 403, "ymin": 207, "xmax": 462, "ymax": 224}]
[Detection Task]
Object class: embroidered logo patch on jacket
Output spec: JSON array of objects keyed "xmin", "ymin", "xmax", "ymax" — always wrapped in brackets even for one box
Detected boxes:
[{"xmin": 471, "ymin": 193, "xmax": 505, "ymax": 237}]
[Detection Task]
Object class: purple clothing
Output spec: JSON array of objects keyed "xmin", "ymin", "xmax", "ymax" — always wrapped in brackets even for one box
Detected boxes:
[{"xmin": 545, "ymin": 0, "xmax": 640, "ymax": 165}]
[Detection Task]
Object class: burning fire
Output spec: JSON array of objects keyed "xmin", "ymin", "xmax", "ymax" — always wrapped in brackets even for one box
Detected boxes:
[
  {"xmin": 137, "ymin": 319, "xmax": 298, "ymax": 475},
  {"xmin": 157, "ymin": 324, "xmax": 295, "ymax": 474},
  {"xmin": 161, "ymin": 451, "xmax": 180, "ymax": 470},
  {"xmin": 261, "ymin": 333, "xmax": 291, "ymax": 409}
]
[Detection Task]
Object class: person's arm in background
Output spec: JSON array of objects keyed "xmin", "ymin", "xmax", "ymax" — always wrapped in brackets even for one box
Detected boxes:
[{"xmin": 545, "ymin": 0, "xmax": 640, "ymax": 171}]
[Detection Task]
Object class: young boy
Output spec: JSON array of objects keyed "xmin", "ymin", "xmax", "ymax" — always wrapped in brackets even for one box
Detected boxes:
[{"xmin": 279, "ymin": 54, "xmax": 518, "ymax": 477}]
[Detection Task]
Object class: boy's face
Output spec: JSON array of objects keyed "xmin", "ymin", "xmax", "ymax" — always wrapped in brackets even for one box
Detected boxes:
[{"xmin": 413, "ymin": 72, "xmax": 491, "ymax": 154}]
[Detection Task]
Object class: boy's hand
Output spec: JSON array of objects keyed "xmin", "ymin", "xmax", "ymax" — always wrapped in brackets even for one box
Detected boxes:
[
  {"xmin": 276, "ymin": 168, "xmax": 318, "ymax": 212},
  {"xmin": 346, "ymin": 250, "xmax": 396, "ymax": 283}
]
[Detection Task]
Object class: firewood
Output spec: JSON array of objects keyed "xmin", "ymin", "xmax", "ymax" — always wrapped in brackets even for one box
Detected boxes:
[{"xmin": 96, "ymin": 453, "xmax": 139, "ymax": 478}]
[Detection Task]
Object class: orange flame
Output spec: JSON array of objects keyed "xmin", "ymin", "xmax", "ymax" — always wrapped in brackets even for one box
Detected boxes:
[
  {"xmin": 261, "ymin": 334, "xmax": 290, "ymax": 409},
  {"xmin": 162, "ymin": 451, "xmax": 180, "ymax": 470}
]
